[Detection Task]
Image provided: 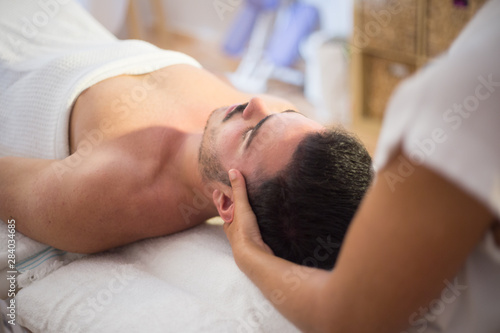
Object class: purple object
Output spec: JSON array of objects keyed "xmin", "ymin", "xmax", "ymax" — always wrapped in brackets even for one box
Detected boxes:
[
  {"xmin": 453, "ymin": 0, "xmax": 469, "ymax": 7},
  {"xmin": 223, "ymin": 3, "xmax": 260, "ymax": 56},
  {"xmin": 223, "ymin": 0, "xmax": 280, "ymax": 56},
  {"xmin": 248, "ymin": 0, "xmax": 280, "ymax": 10},
  {"xmin": 265, "ymin": 3, "xmax": 319, "ymax": 67}
]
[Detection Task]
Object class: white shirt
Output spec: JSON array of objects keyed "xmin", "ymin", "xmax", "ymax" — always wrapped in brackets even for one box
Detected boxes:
[{"xmin": 373, "ymin": 0, "xmax": 500, "ymax": 331}]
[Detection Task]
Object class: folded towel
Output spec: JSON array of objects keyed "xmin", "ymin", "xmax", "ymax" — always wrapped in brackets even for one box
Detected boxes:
[
  {"xmin": 16, "ymin": 223, "xmax": 300, "ymax": 333},
  {"xmin": 0, "ymin": 0, "xmax": 201, "ymax": 287},
  {"xmin": 0, "ymin": 222, "xmax": 86, "ymax": 289}
]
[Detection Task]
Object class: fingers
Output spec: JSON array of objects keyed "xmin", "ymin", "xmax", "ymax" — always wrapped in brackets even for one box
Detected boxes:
[
  {"xmin": 228, "ymin": 169, "xmax": 252, "ymax": 213},
  {"xmin": 225, "ymin": 169, "xmax": 272, "ymax": 256}
]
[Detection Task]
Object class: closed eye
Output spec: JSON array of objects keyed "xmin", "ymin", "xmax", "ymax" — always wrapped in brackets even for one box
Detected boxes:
[
  {"xmin": 242, "ymin": 126, "xmax": 253, "ymax": 140},
  {"xmin": 244, "ymin": 109, "xmax": 304, "ymax": 150}
]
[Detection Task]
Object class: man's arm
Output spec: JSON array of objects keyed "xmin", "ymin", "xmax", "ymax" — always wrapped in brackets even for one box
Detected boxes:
[
  {"xmin": 224, "ymin": 150, "xmax": 495, "ymax": 333},
  {"xmin": 0, "ymin": 156, "xmax": 52, "ymax": 235},
  {"xmin": 0, "ymin": 142, "xmax": 159, "ymax": 253}
]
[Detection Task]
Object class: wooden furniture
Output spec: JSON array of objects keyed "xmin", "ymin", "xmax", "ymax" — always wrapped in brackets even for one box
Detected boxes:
[{"xmin": 351, "ymin": 0, "xmax": 487, "ymax": 138}]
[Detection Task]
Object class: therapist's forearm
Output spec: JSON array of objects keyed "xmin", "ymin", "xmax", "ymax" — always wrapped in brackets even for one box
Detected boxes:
[{"xmin": 234, "ymin": 244, "xmax": 334, "ymax": 333}]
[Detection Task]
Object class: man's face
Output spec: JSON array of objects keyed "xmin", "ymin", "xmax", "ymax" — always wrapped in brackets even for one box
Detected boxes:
[{"xmin": 199, "ymin": 97, "xmax": 325, "ymax": 186}]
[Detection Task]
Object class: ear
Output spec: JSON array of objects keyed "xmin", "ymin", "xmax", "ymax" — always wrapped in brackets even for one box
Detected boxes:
[{"xmin": 212, "ymin": 188, "xmax": 234, "ymax": 223}]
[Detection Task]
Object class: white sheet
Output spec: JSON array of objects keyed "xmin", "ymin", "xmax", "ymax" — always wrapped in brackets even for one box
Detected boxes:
[{"xmin": 16, "ymin": 222, "xmax": 300, "ymax": 333}]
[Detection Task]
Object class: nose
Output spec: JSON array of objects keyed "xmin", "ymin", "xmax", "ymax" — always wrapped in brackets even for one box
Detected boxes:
[{"xmin": 242, "ymin": 97, "xmax": 269, "ymax": 120}]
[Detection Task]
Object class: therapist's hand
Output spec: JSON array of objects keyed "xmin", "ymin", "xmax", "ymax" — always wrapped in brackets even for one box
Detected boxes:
[{"xmin": 223, "ymin": 169, "xmax": 273, "ymax": 266}]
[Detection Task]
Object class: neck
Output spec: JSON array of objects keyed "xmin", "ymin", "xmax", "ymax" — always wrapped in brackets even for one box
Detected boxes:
[{"xmin": 172, "ymin": 131, "xmax": 219, "ymax": 221}]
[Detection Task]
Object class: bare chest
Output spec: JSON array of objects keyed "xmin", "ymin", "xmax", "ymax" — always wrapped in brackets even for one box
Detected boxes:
[{"xmin": 69, "ymin": 64, "xmax": 249, "ymax": 152}]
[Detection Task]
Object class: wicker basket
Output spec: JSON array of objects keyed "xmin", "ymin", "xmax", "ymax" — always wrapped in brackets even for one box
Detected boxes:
[
  {"xmin": 359, "ymin": 0, "xmax": 418, "ymax": 56},
  {"xmin": 363, "ymin": 54, "xmax": 415, "ymax": 121},
  {"xmin": 426, "ymin": 0, "xmax": 487, "ymax": 57},
  {"xmin": 352, "ymin": 0, "xmax": 487, "ymax": 124}
]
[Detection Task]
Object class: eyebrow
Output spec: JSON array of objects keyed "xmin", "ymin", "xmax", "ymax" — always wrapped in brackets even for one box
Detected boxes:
[{"xmin": 244, "ymin": 109, "xmax": 302, "ymax": 150}]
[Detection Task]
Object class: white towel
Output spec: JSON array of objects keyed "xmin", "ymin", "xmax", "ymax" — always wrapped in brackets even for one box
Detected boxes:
[
  {"xmin": 0, "ymin": 222, "xmax": 86, "ymax": 289},
  {"xmin": 16, "ymin": 223, "xmax": 300, "ymax": 333},
  {"xmin": 0, "ymin": 0, "xmax": 201, "ymax": 288}
]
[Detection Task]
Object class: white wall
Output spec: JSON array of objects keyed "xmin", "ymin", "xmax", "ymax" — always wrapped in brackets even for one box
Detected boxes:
[
  {"xmin": 156, "ymin": 0, "xmax": 240, "ymax": 42},
  {"xmin": 78, "ymin": 0, "xmax": 239, "ymax": 42},
  {"xmin": 76, "ymin": 0, "xmax": 130, "ymax": 34}
]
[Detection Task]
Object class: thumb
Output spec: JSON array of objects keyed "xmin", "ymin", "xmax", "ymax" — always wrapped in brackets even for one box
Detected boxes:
[{"xmin": 228, "ymin": 169, "xmax": 252, "ymax": 213}]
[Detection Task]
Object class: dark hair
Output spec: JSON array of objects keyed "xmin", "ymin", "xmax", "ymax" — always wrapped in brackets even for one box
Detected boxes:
[{"xmin": 247, "ymin": 127, "xmax": 373, "ymax": 270}]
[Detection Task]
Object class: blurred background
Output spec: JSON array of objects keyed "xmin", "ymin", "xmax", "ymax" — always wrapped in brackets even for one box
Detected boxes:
[{"xmin": 75, "ymin": 0, "xmax": 486, "ymax": 156}]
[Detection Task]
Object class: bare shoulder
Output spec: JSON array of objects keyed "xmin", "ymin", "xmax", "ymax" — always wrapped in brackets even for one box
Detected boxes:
[
  {"xmin": 0, "ymin": 128, "xmax": 181, "ymax": 253},
  {"xmin": 48, "ymin": 127, "xmax": 190, "ymax": 250}
]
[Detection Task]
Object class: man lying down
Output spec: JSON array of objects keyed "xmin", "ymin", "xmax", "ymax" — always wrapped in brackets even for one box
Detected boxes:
[{"xmin": 0, "ymin": 0, "xmax": 372, "ymax": 271}]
